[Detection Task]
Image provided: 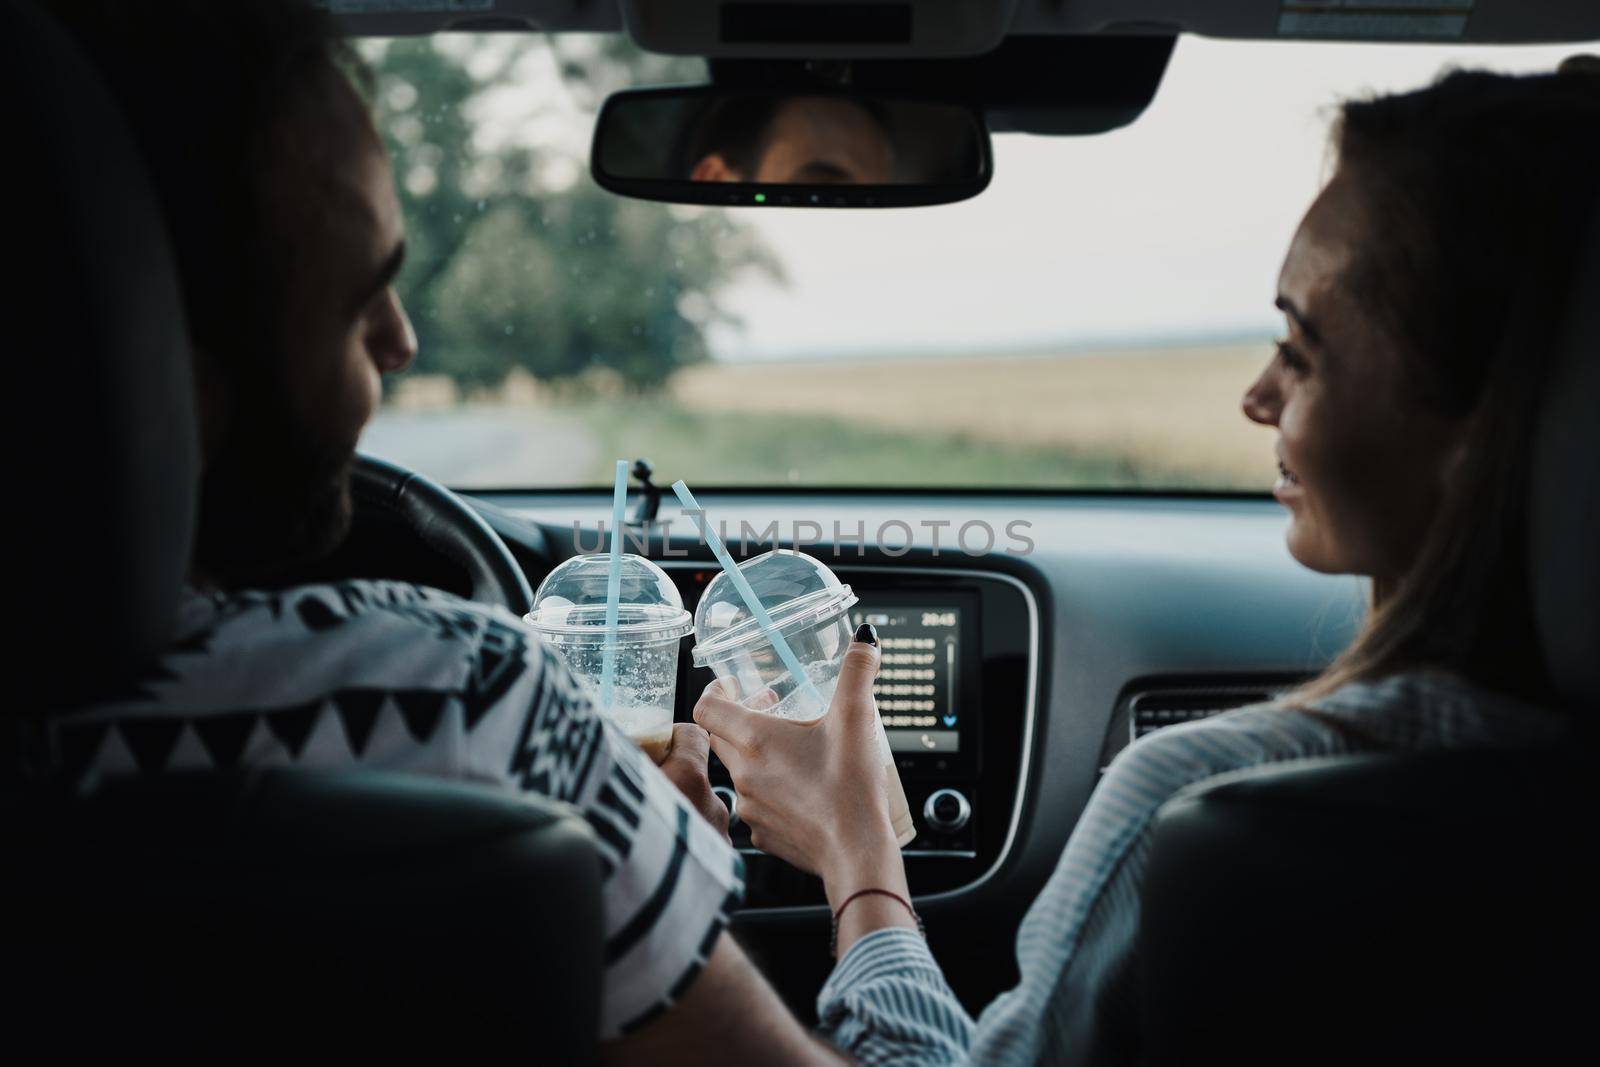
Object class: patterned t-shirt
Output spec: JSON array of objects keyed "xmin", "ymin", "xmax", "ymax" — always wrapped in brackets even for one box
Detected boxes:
[{"xmin": 46, "ymin": 579, "xmax": 743, "ymax": 1039}]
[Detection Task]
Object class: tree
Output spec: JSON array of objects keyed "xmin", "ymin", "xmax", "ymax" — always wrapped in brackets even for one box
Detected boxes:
[{"xmin": 364, "ymin": 34, "xmax": 781, "ymax": 393}]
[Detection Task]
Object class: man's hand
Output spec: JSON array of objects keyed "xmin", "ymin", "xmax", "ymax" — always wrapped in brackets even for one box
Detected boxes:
[{"xmin": 658, "ymin": 723, "xmax": 731, "ymax": 844}]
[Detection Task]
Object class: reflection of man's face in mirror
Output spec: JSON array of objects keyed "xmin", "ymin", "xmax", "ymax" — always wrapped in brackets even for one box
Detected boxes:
[{"xmin": 690, "ymin": 97, "xmax": 893, "ymax": 184}]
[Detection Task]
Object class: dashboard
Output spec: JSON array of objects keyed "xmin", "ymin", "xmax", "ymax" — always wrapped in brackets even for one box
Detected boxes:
[
  {"xmin": 466, "ymin": 493, "xmax": 1366, "ymax": 904},
  {"xmin": 362, "ymin": 488, "xmax": 1368, "ymax": 1015}
]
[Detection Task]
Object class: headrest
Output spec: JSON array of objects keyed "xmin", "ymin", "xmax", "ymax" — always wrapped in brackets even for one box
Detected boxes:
[
  {"xmin": 5, "ymin": 1, "xmax": 197, "ymax": 711},
  {"xmin": 1140, "ymin": 751, "xmax": 1594, "ymax": 1065},
  {"xmin": 1529, "ymin": 202, "xmax": 1600, "ymax": 707},
  {"xmin": 3, "ymin": 769, "xmax": 603, "ymax": 1060}
]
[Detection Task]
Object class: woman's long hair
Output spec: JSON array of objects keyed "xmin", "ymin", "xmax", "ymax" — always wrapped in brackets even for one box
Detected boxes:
[{"xmin": 1295, "ymin": 64, "xmax": 1600, "ymax": 707}]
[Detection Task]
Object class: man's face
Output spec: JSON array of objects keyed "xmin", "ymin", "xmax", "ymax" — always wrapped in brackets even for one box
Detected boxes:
[
  {"xmin": 752, "ymin": 98, "xmax": 893, "ymax": 184},
  {"xmin": 690, "ymin": 97, "xmax": 894, "ymax": 184},
  {"xmin": 194, "ymin": 73, "xmax": 415, "ymax": 586}
]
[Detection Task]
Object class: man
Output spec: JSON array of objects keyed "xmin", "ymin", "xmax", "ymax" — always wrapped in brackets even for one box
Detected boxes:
[
  {"xmin": 41, "ymin": 1, "xmax": 872, "ymax": 1061},
  {"xmin": 684, "ymin": 95, "xmax": 895, "ymax": 184}
]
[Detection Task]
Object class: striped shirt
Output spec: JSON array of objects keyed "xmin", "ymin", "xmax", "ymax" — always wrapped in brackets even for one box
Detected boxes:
[
  {"xmin": 47, "ymin": 579, "xmax": 743, "ymax": 1039},
  {"xmin": 816, "ymin": 670, "xmax": 1572, "ymax": 1065}
]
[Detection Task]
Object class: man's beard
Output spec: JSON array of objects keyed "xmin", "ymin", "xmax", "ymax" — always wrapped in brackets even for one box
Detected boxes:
[{"xmin": 190, "ymin": 401, "xmax": 357, "ymax": 590}]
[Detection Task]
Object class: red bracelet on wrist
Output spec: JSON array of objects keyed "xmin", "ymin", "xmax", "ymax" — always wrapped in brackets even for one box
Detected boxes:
[{"xmin": 829, "ymin": 888, "xmax": 924, "ymax": 958}]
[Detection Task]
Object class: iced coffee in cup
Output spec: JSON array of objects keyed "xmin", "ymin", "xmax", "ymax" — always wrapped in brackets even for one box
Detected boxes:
[
  {"xmin": 525, "ymin": 554, "xmax": 691, "ymax": 763},
  {"xmin": 691, "ymin": 549, "xmax": 916, "ymax": 847}
]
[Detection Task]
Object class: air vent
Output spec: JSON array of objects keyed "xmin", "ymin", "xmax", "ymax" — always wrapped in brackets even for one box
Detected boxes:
[
  {"xmin": 1100, "ymin": 678, "xmax": 1307, "ymax": 772},
  {"xmin": 1128, "ymin": 685, "xmax": 1282, "ymax": 744}
]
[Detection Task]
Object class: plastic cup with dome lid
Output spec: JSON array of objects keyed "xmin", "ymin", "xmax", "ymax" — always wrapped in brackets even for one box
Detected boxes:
[
  {"xmin": 525, "ymin": 552, "xmax": 691, "ymax": 762},
  {"xmin": 683, "ymin": 537, "xmax": 916, "ymax": 847}
]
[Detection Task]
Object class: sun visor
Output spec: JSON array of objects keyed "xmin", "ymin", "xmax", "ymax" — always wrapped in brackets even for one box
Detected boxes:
[
  {"xmin": 323, "ymin": 1, "xmax": 1600, "ymax": 46},
  {"xmin": 318, "ymin": 0, "xmax": 612, "ymax": 36},
  {"xmin": 623, "ymin": 0, "xmax": 1021, "ymax": 58},
  {"xmin": 709, "ymin": 35, "xmax": 1175, "ymax": 137},
  {"xmin": 1013, "ymin": 0, "xmax": 1600, "ymax": 45}
]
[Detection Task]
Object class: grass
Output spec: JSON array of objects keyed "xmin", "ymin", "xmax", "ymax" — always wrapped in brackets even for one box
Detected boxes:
[
  {"xmin": 666, "ymin": 342, "xmax": 1277, "ymax": 489},
  {"xmin": 566, "ymin": 398, "xmax": 1244, "ymax": 490},
  {"xmin": 378, "ymin": 340, "xmax": 1281, "ymax": 490}
]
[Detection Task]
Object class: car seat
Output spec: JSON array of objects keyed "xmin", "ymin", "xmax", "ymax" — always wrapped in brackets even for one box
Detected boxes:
[{"xmin": 0, "ymin": 2, "xmax": 602, "ymax": 1060}]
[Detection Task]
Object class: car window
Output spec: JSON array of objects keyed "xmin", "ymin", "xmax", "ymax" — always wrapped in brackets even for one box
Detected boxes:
[{"xmin": 357, "ymin": 34, "xmax": 1587, "ymax": 490}]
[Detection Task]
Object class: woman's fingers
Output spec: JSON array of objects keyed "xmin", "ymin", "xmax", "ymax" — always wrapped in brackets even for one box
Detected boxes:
[
  {"xmin": 706, "ymin": 732, "xmax": 744, "ymax": 780},
  {"xmin": 829, "ymin": 630, "xmax": 882, "ymax": 735},
  {"xmin": 694, "ymin": 688, "xmax": 766, "ymax": 752}
]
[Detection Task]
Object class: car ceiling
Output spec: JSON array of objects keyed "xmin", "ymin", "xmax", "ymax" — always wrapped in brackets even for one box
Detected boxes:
[{"xmin": 338, "ymin": 0, "xmax": 1600, "ymax": 51}]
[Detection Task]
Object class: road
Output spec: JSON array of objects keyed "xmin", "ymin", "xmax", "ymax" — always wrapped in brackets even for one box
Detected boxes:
[{"xmin": 360, "ymin": 406, "xmax": 599, "ymax": 487}]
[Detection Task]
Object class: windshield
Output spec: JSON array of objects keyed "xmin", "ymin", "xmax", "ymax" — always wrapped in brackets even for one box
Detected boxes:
[{"xmin": 357, "ymin": 34, "xmax": 1585, "ymax": 491}]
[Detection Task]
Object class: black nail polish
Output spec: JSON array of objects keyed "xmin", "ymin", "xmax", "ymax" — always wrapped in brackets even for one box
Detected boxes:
[{"xmin": 854, "ymin": 622, "xmax": 878, "ymax": 646}]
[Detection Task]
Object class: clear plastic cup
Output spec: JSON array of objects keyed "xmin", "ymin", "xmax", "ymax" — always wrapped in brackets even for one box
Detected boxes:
[
  {"xmin": 691, "ymin": 549, "xmax": 916, "ymax": 847},
  {"xmin": 524, "ymin": 553, "xmax": 692, "ymax": 763}
]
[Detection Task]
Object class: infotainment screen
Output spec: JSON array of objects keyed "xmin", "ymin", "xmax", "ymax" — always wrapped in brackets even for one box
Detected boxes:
[{"xmin": 850, "ymin": 606, "xmax": 963, "ymax": 754}]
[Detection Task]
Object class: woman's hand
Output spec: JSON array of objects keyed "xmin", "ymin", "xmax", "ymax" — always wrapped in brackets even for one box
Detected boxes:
[
  {"xmin": 694, "ymin": 629, "xmax": 908, "ymax": 910},
  {"xmin": 658, "ymin": 723, "xmax": 732, "ymax": 845}
]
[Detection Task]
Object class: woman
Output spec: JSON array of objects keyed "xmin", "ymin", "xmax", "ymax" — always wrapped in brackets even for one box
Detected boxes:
[{"xmin": 694, "ymin": 63, "xmax": 1600, "ymax": 1065}]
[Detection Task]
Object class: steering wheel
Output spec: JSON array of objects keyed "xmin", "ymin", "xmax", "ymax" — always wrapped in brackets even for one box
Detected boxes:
[{"xmin": 349, "ymin": 453, "xmax": 535, "ymax": 617}]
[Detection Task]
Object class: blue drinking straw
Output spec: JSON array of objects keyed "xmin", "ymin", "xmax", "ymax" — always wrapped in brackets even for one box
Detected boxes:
[
  {"xmin": 671, "ymin": 480, "xmax": 826, "ymax": 716},
  {"xmin": 599, "ymin": 459, "xmax": 628, "ymax": 710}
]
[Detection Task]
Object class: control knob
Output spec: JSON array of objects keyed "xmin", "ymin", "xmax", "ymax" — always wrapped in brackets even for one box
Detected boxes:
[{"xmin": 922, "ymin": 788, "xmax": 971, "ymax": 833}]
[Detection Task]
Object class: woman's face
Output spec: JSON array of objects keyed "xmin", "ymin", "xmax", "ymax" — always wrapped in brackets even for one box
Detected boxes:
[{"xmin": 1242, "ymin": 168, "xmax": 1464, "ymax": 582}]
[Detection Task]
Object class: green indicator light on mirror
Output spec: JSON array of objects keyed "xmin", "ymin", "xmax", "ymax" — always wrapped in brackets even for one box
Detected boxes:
[{"xmin": 754, "ymin": 193, "xmax": 766, "ymax": 203}]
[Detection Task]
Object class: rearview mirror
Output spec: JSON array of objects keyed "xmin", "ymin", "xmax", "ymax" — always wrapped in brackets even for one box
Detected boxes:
[{"xmin": 592, "ymin": 87, "xmax": 991, "ymax": 207}]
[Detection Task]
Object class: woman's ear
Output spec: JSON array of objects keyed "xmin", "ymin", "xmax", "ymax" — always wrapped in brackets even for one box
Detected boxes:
[{"xmin": 190, "ymin": 344, "xmax": 232, "ymax": 471}]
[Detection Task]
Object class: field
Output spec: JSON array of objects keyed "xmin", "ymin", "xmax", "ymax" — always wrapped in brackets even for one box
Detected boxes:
[{"xmin": 369, "ymin": 341, "xmax": 1278, "ymax": 490}]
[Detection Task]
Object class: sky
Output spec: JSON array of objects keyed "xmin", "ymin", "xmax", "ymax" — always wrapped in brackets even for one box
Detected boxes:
[{"xmin": 698, "ymin": 36, "xmax": 1593, "ymax": 362}]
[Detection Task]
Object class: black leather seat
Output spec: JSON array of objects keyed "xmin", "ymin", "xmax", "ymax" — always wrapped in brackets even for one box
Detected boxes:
[
  {"xmin": 1139, "ymin": 750, "xmax": 1595, "ymax": 1065},
  {"xmin": 5, "ymin": 770, "xmax": 603, "ymax": 1062},
  {"xmin": 1, "ymin": 2, "xmax": 601, "ymax": 1060},
  {"xmin": 1137, "ymin": 205, "xmax": 1600, "ymax": 1063}
]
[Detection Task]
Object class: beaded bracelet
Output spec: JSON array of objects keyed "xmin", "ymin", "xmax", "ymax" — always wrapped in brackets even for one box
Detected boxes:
[{"xmin": 829, "ymin": 888, "xmax": 925, "ymax": 958}]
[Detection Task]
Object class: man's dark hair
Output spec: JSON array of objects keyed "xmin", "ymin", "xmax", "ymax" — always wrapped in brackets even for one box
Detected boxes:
[
  {"xmin": 42, "ymin": 0, "xmax": 377, "ymax": 587},
  {"xmin": 676, "ymin": 96, "xmax": 783, "ymax": 178},
  {"xmin": 41, "ymin": 0, "xmax": 366, "ymax": 367},
  {"xmin": 675, "ymin": 93, "xmax": 895, "ymax": 179}
]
